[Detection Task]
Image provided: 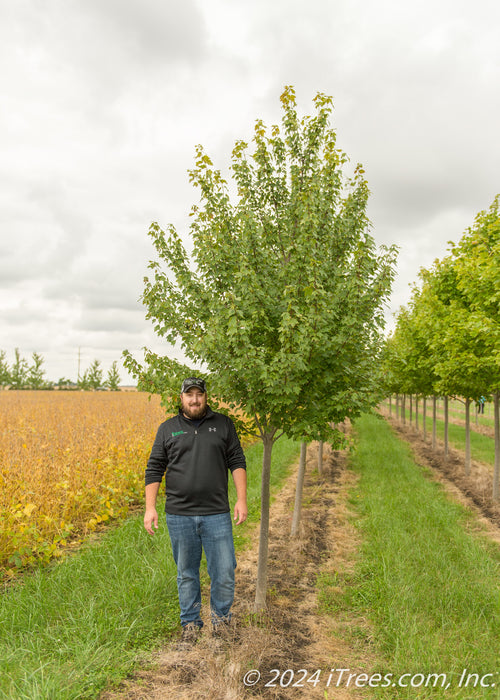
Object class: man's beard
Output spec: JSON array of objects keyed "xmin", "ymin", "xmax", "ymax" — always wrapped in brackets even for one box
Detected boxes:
[{"xmin": 181, "ymin": 400, "xmax": 207, "ymax": 420}]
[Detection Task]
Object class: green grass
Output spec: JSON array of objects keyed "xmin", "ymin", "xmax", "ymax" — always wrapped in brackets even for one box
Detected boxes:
[
  {"xmin": 330, "ymin": 412, "xmax": 500, "ymax": 699},
  {"xmin": 0, "ymin": 436, "xmax": 300, "ymax": 700},
  {"xmin": 434, "ymin": 398, "xmax": 495, "ymax": 428},
  {"xmin": 386, "ymin": 397, "xmax": 496, "ymax": 433},
  {"xmin": 0, "ymin": 513, "xmax": 178, "ymax": 700},
  {"xmin": 390, "ymin": 396, "xmax": 495, "ymax": 419},
  {"xmin": 386, "ymin": 399, "xmax": 497, "ymax": 467},
  {"xmin": 422, "ymin": 415, "xmax": 496, "ymax": 466}
]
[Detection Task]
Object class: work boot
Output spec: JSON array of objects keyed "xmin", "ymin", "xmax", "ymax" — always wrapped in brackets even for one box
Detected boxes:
[
  {"xmin": 211, "ymin": 618, "xmax": 237, "ymax": 641},
  {"xmin": 176, "ymin": 622, "xmax": 202, "ymax": 650}
]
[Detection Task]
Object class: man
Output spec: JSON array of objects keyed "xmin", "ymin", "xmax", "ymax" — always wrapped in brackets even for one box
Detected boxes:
[{"xmin": 144, "ymin": 377, "xmax": 247, "ymax": 647}]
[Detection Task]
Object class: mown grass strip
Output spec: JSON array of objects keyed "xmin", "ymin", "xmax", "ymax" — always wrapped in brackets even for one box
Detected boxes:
[
  {"xmin": 421, "ymin": 415, "xmax": 496, "ymax": 466},
  {"xmin": 384, "ymin": 398, "xmax": 495, "ymax": 434},
  {"xmin": 437, "ymin": 405, "xmax": 495, "ymax": 430},
  {"xmin": 0, "ymin": 436, "xmax": 300, "ymax": 700},
  {"xmin": 386, "ymin": 403, "xmax": 497, "ymax": 467},
  {"xmin": 327, "ymin": 412, "xmax": 500, "ymax": 699},
  {"xmin": 432, "ymin": 398, "xmax": 495, "ymax": 426}
]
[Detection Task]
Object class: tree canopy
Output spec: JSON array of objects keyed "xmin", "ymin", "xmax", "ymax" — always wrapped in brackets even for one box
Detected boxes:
[
  {"xmin": 383, "ymin": 194, "xmax": 500, "ymax": 492},
  {"xmin": 384, "ymin": 195, "xmax": 500, "ymax": 401},
  {"xmin": 125, "ymin": 87, "xmax": 396, "ymax": 440}
]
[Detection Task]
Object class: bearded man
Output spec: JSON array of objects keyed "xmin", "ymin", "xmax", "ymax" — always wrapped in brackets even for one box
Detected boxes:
[{"xmin": 144, "ymin": 377, "xmax": 247, "ymax": 647}]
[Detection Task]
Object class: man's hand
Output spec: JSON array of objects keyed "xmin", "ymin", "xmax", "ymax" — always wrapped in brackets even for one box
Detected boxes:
[
  {"xmin": 144, "ymin": 507, "xmax": 159, "ymax": 535},
  {"xmin": 232, "ymin": 468, "xmax": 247, "ymax": 525},
  {"xmin": 144, "ymin": 482, "xmax": 161, "ymax": 535},
  {"xmin": 233, "ymin": 499, "xmax": 248, "ymax": 526}
]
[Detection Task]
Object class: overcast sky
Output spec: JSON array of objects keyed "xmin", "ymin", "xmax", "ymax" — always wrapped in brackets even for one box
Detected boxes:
[{"xmin": 1, "ymin": 0, "xmax": 499, "ymax": 384}]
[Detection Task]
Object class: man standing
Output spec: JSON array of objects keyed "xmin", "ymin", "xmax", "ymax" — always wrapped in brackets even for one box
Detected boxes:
[{"xmin": 144, "ymin": 377, "xmax": 247, "ymax": 647}]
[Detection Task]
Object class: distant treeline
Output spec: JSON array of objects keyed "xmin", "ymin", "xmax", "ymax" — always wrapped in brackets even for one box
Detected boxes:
[{"xmin": 0, "ymin": 349, "xmax": 122, "ymax": 391}]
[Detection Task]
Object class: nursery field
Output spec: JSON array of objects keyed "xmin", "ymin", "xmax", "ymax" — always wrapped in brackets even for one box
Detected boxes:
[
  {"xmin": 1, "ymin": 406, "xmax": 500, "ymax": 699},
  {"xmin": 0, "ymin": 390, "xmax": 168, "ymax": 578}
]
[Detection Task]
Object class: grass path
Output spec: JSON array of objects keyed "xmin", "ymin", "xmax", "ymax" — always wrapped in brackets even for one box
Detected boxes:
[
  {"xmin": 384, "ymin": 402, "xmax": 497, "ymax": 469},
  {"xmin": 421, "ymin": 414, "xmax": 497, "ymax": 466},
  {"xmin": 336, "ymin": 412, "xmax": 500, "ymax": 699}
]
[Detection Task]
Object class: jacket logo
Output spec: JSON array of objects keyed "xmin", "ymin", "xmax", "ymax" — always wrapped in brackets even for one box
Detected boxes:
[
  {"xmin": 209, "ymin": 427, "xmax": 217, "ymax": 432},
  {"xmin": 172, "ymin": 430, "xmax": 187, "ymax": 437}
]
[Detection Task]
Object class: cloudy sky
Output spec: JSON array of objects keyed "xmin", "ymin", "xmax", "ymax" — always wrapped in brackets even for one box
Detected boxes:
[{"xmin": 1, "ymin": 0, "xmax": 499, "ymax": 384}]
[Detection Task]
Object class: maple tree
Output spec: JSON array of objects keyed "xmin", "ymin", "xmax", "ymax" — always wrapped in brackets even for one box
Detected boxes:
[{"xmin": 124, "ymin": 87, "xmax": 397, "ymax": 607}]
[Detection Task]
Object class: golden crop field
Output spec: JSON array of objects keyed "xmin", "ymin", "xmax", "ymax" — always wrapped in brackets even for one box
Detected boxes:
[{"xmin": 0, "ymin": 390, "xmax": 168, "ymax": 579}]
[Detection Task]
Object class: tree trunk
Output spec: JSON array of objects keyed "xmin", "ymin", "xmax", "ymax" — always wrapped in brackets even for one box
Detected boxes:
[
  {"xmin": 465, "ymin": 398, "xmax": 471, "ymax": 476},
  {"xmin": 401, "ymin": 394, "xmax": 406, "ymax": 424},
  {"xmin": 415, "ymin": 395, "xmax": 419, "ymax": 432},
  {"xmin": 396, "ymin": 393, "xmax": 400, "ymax": 420},
  {"xmin": 317, "ymin": 440, "xmax": 323, "ymax": 477},
  {"xmin": 423, "ymin": 396, "xmax": 427, "ymax": 441},
  {"xmin": 254, "ymin": 432, "xmax": 274, "ymax": 612},
  {"xmin": 432, "ymin": 396, "xmax": 437, "ymax": 449},
  {"xmin": 444, "ymin": 395, "xmax": 449, "ymax": 460},
  {"xmin": 291, "ymin": 442, "xmax": 307, "ymax": 537},
  {"xmin": 493, "ymin": 393, "xmax": 499, "ymax": 501},
  {"xmin": 409, "ymin": 394, "xmax": 413, "ymax": 427},
  {"xmin": 389, "ymin": 395, "xmax": 392, "ymax": 416}
]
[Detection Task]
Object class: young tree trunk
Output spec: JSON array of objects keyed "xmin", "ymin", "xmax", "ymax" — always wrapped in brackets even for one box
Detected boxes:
[
  {"xmin": 401, "ymin": 394, "xmax": 406, "ymax": 424},
  {"xmin": 415, "ymin": 395, "xmax": 419, "ymax": 432},
  {"xmin": 493, "ymin": 393, "xmax": 499, "ymax": 501},
  {"xmin": 444, "ymin": 396, "xmax": 449, "ymax": 460},
  {"xmin": 317, "ymin": 440, "xmax": 324, "ymax": 477},
  {"xmin": 423, "ymin": 396, "xmax": 427, "ymax": 441},
  {"xmin": 254, "ymin": 432, "xmax": 274, "ymax": 611},
  {"xmin": 432, "ymin": 396, "xmax": 437, "ymax": 449},
  {"xmin": 291, "ymin": 442, "xmax": 308, "ymax": 537},
  {"xmin": 409, "ymin": 394, "xmax": 413, "ymax": 427},
  {"xmin": 465, "ymin": 398, "xmax": 471, "ymax": 476},
  {"xmin": 389, "ymin": 395, "xmax": 392, "ymax": 416},
  {"xmin": 396, "ymin": 393, "xmax": 400, "ymax": 420}
]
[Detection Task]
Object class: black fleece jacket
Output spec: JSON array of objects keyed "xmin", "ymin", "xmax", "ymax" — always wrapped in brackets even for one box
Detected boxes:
[{"xmin": 145, "ymin": 407, "xmax": 247, "ymax": 515}]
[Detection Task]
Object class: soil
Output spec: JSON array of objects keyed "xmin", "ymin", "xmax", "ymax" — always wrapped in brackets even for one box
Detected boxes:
[
  {"xmin": 100, "ymin": 414, "xmax": 500, "ymax": 700},
  {"xmin": 100, "ymin": 430, "xmax": 375, "ymax": 700}
]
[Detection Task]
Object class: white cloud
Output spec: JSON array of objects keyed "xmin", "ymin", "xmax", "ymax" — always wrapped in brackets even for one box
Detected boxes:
[{"xmin": 1, "ymin": 0, "xmax": 499, "ymax": 382}]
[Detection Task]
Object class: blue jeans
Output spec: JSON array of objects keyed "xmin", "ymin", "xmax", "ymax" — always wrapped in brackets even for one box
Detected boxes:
[{"xmin": 166, "ymin": 512, "xmax": 237, "ymax": 628}]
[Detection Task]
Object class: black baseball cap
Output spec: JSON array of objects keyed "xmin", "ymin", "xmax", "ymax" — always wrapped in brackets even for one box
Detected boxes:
[{"xmin": 180, "ymin": 377, "xmax": 207, "ymax": 393}]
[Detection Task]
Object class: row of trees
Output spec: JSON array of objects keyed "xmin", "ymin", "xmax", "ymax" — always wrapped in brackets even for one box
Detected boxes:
[
  {"xmin": 0, "ymin": 350, "xmax": 122, "ymax": 391},
  {"xmin": 124, "ymin": 87, "xmax": 398, "ymax": 610},
  {"xmin": 0, "ymin": 349, "xmax": 47, "ymax": 390},
  {"xmin": 74, "ymin": 359, "xmax": 121, "ymax": 391},
  {"xmin": 383, "ymin": 195, "xmax": 500, "ymax": 498}
]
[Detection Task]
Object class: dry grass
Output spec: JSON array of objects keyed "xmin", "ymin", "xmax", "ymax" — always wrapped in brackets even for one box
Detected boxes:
[{"xmin": 0, "ymin": 390, "xmax": 167, "ymax": 577}]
